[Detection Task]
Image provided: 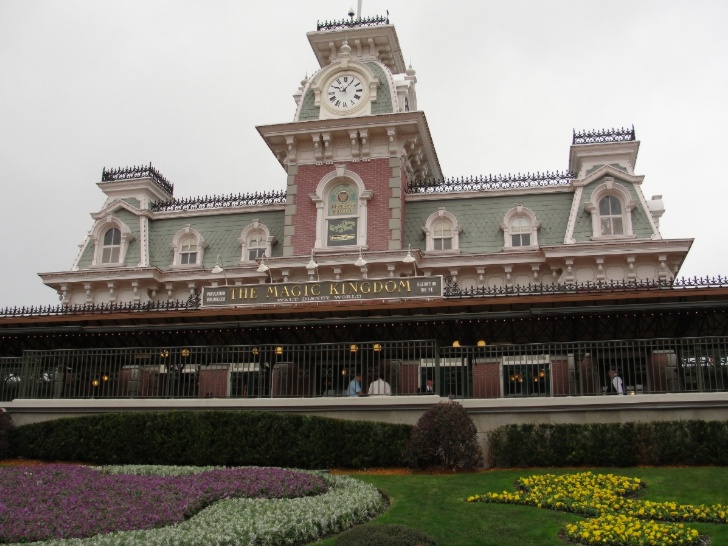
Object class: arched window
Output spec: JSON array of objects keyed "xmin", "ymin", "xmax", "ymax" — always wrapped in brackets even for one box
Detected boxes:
[
  {"xmin": 311, "ymin": 167, "xmax": 372, "ymax": 250},
  {"xmin": 510, "ymin": 217, "xmax": 531, "ymax": 247},
  {"xmin": 500, "ymin": 205, "xmax": 540, "ymax": 249},
  {"xmin": 432, "ymin": 218, "xmax": 453, "ymax": 250},
  {"xmin": 599, "ymin": 195, "xmax": 623, "ymax": 236},
  {"xmin": 423, "ymin": 208, "xmax": 462, "ymax": 252},
  {"xmin": 584, "ymin": 179, "xmax": 635, "ymax": 240},
  {"xmin": 101, "ymin": 228, "xmax": 121, "ymax": 263},
  {"xmin": 239, "ymin": 220, "xmax": 276, "ymax": 262},
  {"xmin": 88, "ymin": 215, "xmax": 134, "ymax": 267},
  {"xmin": 178, "ymin": 235, "xmax": 198, "ymax": 265},
  {"xmin": 171, "ymin": 225, "xmax": 207, "ymax": 266}
]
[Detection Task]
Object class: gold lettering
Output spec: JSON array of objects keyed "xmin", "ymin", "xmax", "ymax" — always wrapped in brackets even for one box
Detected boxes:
[
  {"xmin": 360, "ymin": 281, "xmax": 371, "ymax": 294},
  {"xmin": 266, "ymin": 286, "xmax": 279, "ymax": 298},
  {"xmin": 311, "ymin": 284, "xmax": 321, "ymax": 296},
  {"xmin": 291, "ymin": 285, "xmax": 301, "ymax": 297},
  {"xmin": 385, "ymin": 280, "xmax": 397, "ymax": 293},
  {"xmin": 347, "ymin": 282, "xmax": 358, "ymax": 294},
  {"xmin": 373, "ymin": 281, "xmax": 384, "ymax": 293},
  {"xmin": 330, "ymin": 283, "xmax": 340, "ymax": 295},
  {"xmin": 281, "ymin": 286, "xmax": 290, "ymax": 297},
  {"xmin": 399, "ymin": 280, "xmax": 411, "ymax": 293}
]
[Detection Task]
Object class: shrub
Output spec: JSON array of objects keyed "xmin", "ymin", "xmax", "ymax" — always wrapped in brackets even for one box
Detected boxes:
[
  {"xmin": 404, "ymin": 401, "xmax": 483, "ymax": 470},
  {"xmin": 9, "ymin": 410, "xmax": 412, "ymax": 469},
  {"xmin": 487, "ymin": 420, "xmax": 728, "ymax": 468},
  {"xmin": 334, "ymin": 524, "xmax": 437, "ymax": 546},
  {"xmin": 0, "ymin": 409, "xmax": 13, "ymax": 459}
]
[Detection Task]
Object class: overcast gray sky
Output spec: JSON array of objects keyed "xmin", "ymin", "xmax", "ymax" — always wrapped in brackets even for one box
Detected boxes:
[{"xmin": 1, "ymin": 0, "xmax": 726, "ymax": 308}]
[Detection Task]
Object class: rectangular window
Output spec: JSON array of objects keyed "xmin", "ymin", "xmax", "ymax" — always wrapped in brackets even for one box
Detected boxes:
[
  {"xmin": 102, "ymin": 247, "xmax": 120, "ymax": 263},
  {"xmin": 434, "ymin": 238, "xmax": 452, "ymax": 250},
  {"xmin": 180, "ymin": 252, "xmax": 197, "ymax": 265},
  {"xmin": 248, "ymin": 248, "xmax": 266, "ymax": 261}
]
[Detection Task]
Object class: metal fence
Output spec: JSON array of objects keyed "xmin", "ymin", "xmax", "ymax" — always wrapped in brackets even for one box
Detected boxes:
[{"xmin": 7, "ymin": 337, "xmax": 728, "ymax": 400}]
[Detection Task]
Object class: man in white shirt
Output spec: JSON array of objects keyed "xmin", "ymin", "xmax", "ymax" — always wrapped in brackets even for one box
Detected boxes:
[
  {"xmin": 608, "ymin": 369, "xmax": 624, "ymax": 395},
  {"xmin": 368, "ymin": 375, "xmax": 392, "ymax": 396}
]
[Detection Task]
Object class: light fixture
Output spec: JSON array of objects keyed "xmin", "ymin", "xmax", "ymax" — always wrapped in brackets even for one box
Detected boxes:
[
  {"xmin": 452, "ymin": 340, "xmax": 460, "ymax": 348},
  {"xmin": 102, "ymin": 374, "xmax": 109, "ymax": 382},
  {"xmin": 181, "ymin": 349, "xmax": 190, "ymax": 357},
  {"xmin": 91, "ymin": 378, "xmax": 100, "ymax": 387},
  {"xmin": 342, "ymin": 368, "xmax": 348, "ymax": 376},
  {"xmin": 160, "ymin": 350, "xmax": 169, "ymax": 358},
  {"xmin": 354, "ymin": 248, "xmax": 367, "ymax": 267},
  {"xmin": 211, "ymin": 255, "xmax": 228, "ymax": 286},
  {"xmin": 373, "ymin": 343, "xmax": 382, "ymax": 352},
  {"xmin": 256, "ymin": 257, "xmax": 272, "ymax": 281},
  {"xmin": 251, "ymin": 347, "xmax": 260, "ymax": 356},
  {"xmin": 402, "ymin": 245, "xmax": 418, "ymax": 275},
  {"xmin": 350, "ymin": 344, "xmax": 359, "ymax": 353},
  {"xmin": 306, "ymin": 251, "xmax": 318, "ymax": 270},
  {"xmin": 477, "ymin": 340, "xmax": 486, "ymax": 347},
  {"xmin": 275, "ymin": 346, "xmax": 283, "ymax": 355}
]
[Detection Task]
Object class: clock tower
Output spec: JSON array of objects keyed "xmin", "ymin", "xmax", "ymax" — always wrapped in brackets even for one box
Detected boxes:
[{"xmin": 257, "ymin": 14, "xmax": 442, "ymax": 264}]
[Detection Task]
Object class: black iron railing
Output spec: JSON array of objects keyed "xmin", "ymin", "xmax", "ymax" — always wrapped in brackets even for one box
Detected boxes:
[
  {"xmin": 8, "ymin": 337, "xmax": 728, "ymax": 400},
  {"xmin": 442, "ymin": 275, "xmax": 728, "ymax": 298},
  {"xmin": 573, "ymin": 125, "xmax": 636, "ymax": 145},
  {"xmin": 101, "ymin": 163, "xmax": 174, "ymax": 196},
  {"xmin": 150, "ymin": 189, "xmax": 286, "ymax": 212},
  {"xmin": 406, "ymin": 171, "xmax": 575, "ymax": 194},
  {"xmin": 317, "ymin": 14, "xmax": 389, "ymax": 31},
  {"xmin": 2, "ymin": 278, "xmax": 728, "ymax": 319},
  {"xmin": 0, "ymin": 291, "xmax": 200, "ymax": 319}
]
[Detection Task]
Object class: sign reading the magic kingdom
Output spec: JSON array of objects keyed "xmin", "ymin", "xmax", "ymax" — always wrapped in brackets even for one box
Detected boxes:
[{"xmin": 201, "ymin": 276, "xmax": 443, "ymax": 308}]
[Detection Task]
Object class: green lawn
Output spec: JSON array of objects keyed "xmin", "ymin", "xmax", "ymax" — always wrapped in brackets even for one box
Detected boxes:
[{"xmin": 309, "ymin": 467, "xmax": 728, "ymax": 546}]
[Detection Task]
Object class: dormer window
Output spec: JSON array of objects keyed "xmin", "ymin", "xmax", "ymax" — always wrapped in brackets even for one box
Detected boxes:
[
  {"xmin": 585, "ymin": 179, "xmax": 636, "ymax": 240},
  {"xmin": 510, "ymin": 217, "xmax": 531, "ymax": 247},
  {"xmin": 89, "ymin": 215, "xmax": 134, "ymax": 267},
  {"xmin": 432, "ymin": 219, "xmax": 453, "ymax": 250},
  {"xmin": 178, "ymin": 236, "xmax": 198, "ymax": 265},
  {"xmin": 501, "ymin": 205, "xmax": 540, "ymax": 250},
  {"xmin": 239, "ymin": 221, "xmax": 276, "ymax": 262},
  {"xmin": 172, "ymin": 225, "xmax": 207, "ymax": 267},
  {"xmin": 423, "ymin": 208, "xmax": 462, "ymax": 252},
  {"xmin": 248, "ymin": 234, "xmax": 266, "ymax": 260},
  {"xmin": 101, "ymin": 228, "xmax": 121, "ymax": 264},
  {"xmin": 599, "ymin": 196, "xmax": 623, "ymax": 236}
]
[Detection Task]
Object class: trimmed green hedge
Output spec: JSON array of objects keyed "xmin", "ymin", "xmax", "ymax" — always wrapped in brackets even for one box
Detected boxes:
[
  {"xmin": 487, "ymin": 420, "xmax": 728, "ymax": 468},
  {"xmin": 8, "ymin": 410, "xmax": 412, "ymax": 469},
  {"xmin": 0, "ymin": 410, "xmax": 13, "ymax": 459}
]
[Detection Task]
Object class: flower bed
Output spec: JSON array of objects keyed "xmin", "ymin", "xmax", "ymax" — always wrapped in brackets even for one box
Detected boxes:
[
  {"xmin": 1, "ymin": 465, "xmax": 384, "ymax": 546},
  {"xmin": 467, "ymin": 471, "xmax": 726, "ymax": 545}
]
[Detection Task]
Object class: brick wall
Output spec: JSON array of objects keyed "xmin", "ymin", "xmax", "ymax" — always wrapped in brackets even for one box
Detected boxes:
[{"xmin": 289, "ymin": 158, "xmax": 397, "ymax": 254}]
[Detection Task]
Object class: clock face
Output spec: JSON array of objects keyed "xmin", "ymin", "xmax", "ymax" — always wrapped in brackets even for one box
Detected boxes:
[{"xmin": 326, "ymin": 74, "xmax": 364, "ymax": 110}]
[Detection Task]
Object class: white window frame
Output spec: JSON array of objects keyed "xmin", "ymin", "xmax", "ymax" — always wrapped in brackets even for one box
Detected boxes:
[
  {"xmin": 310, "ymin": 166, "xmax": 372, "ymax": 250},
  {"xmin": 584, "ymin": 179, "xmax": 636, "ymax": 240},
  {"xmin": 500, "ymin": 204, "xmax": 540, "ymax": 250},
  {"xmin": 238, "ymin": 220, "xmax": 276, "ymax": 262},
  {"xmin": 171, "ymin": 225, "xmax": 207, "ymax": 267},
  {"xmin": 89, "ymin": 215, "xmax": 135, "ymax": 267},
  {"xmin": 422, "ymin": 208, "xmax": 462, "ymax": 253}
]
